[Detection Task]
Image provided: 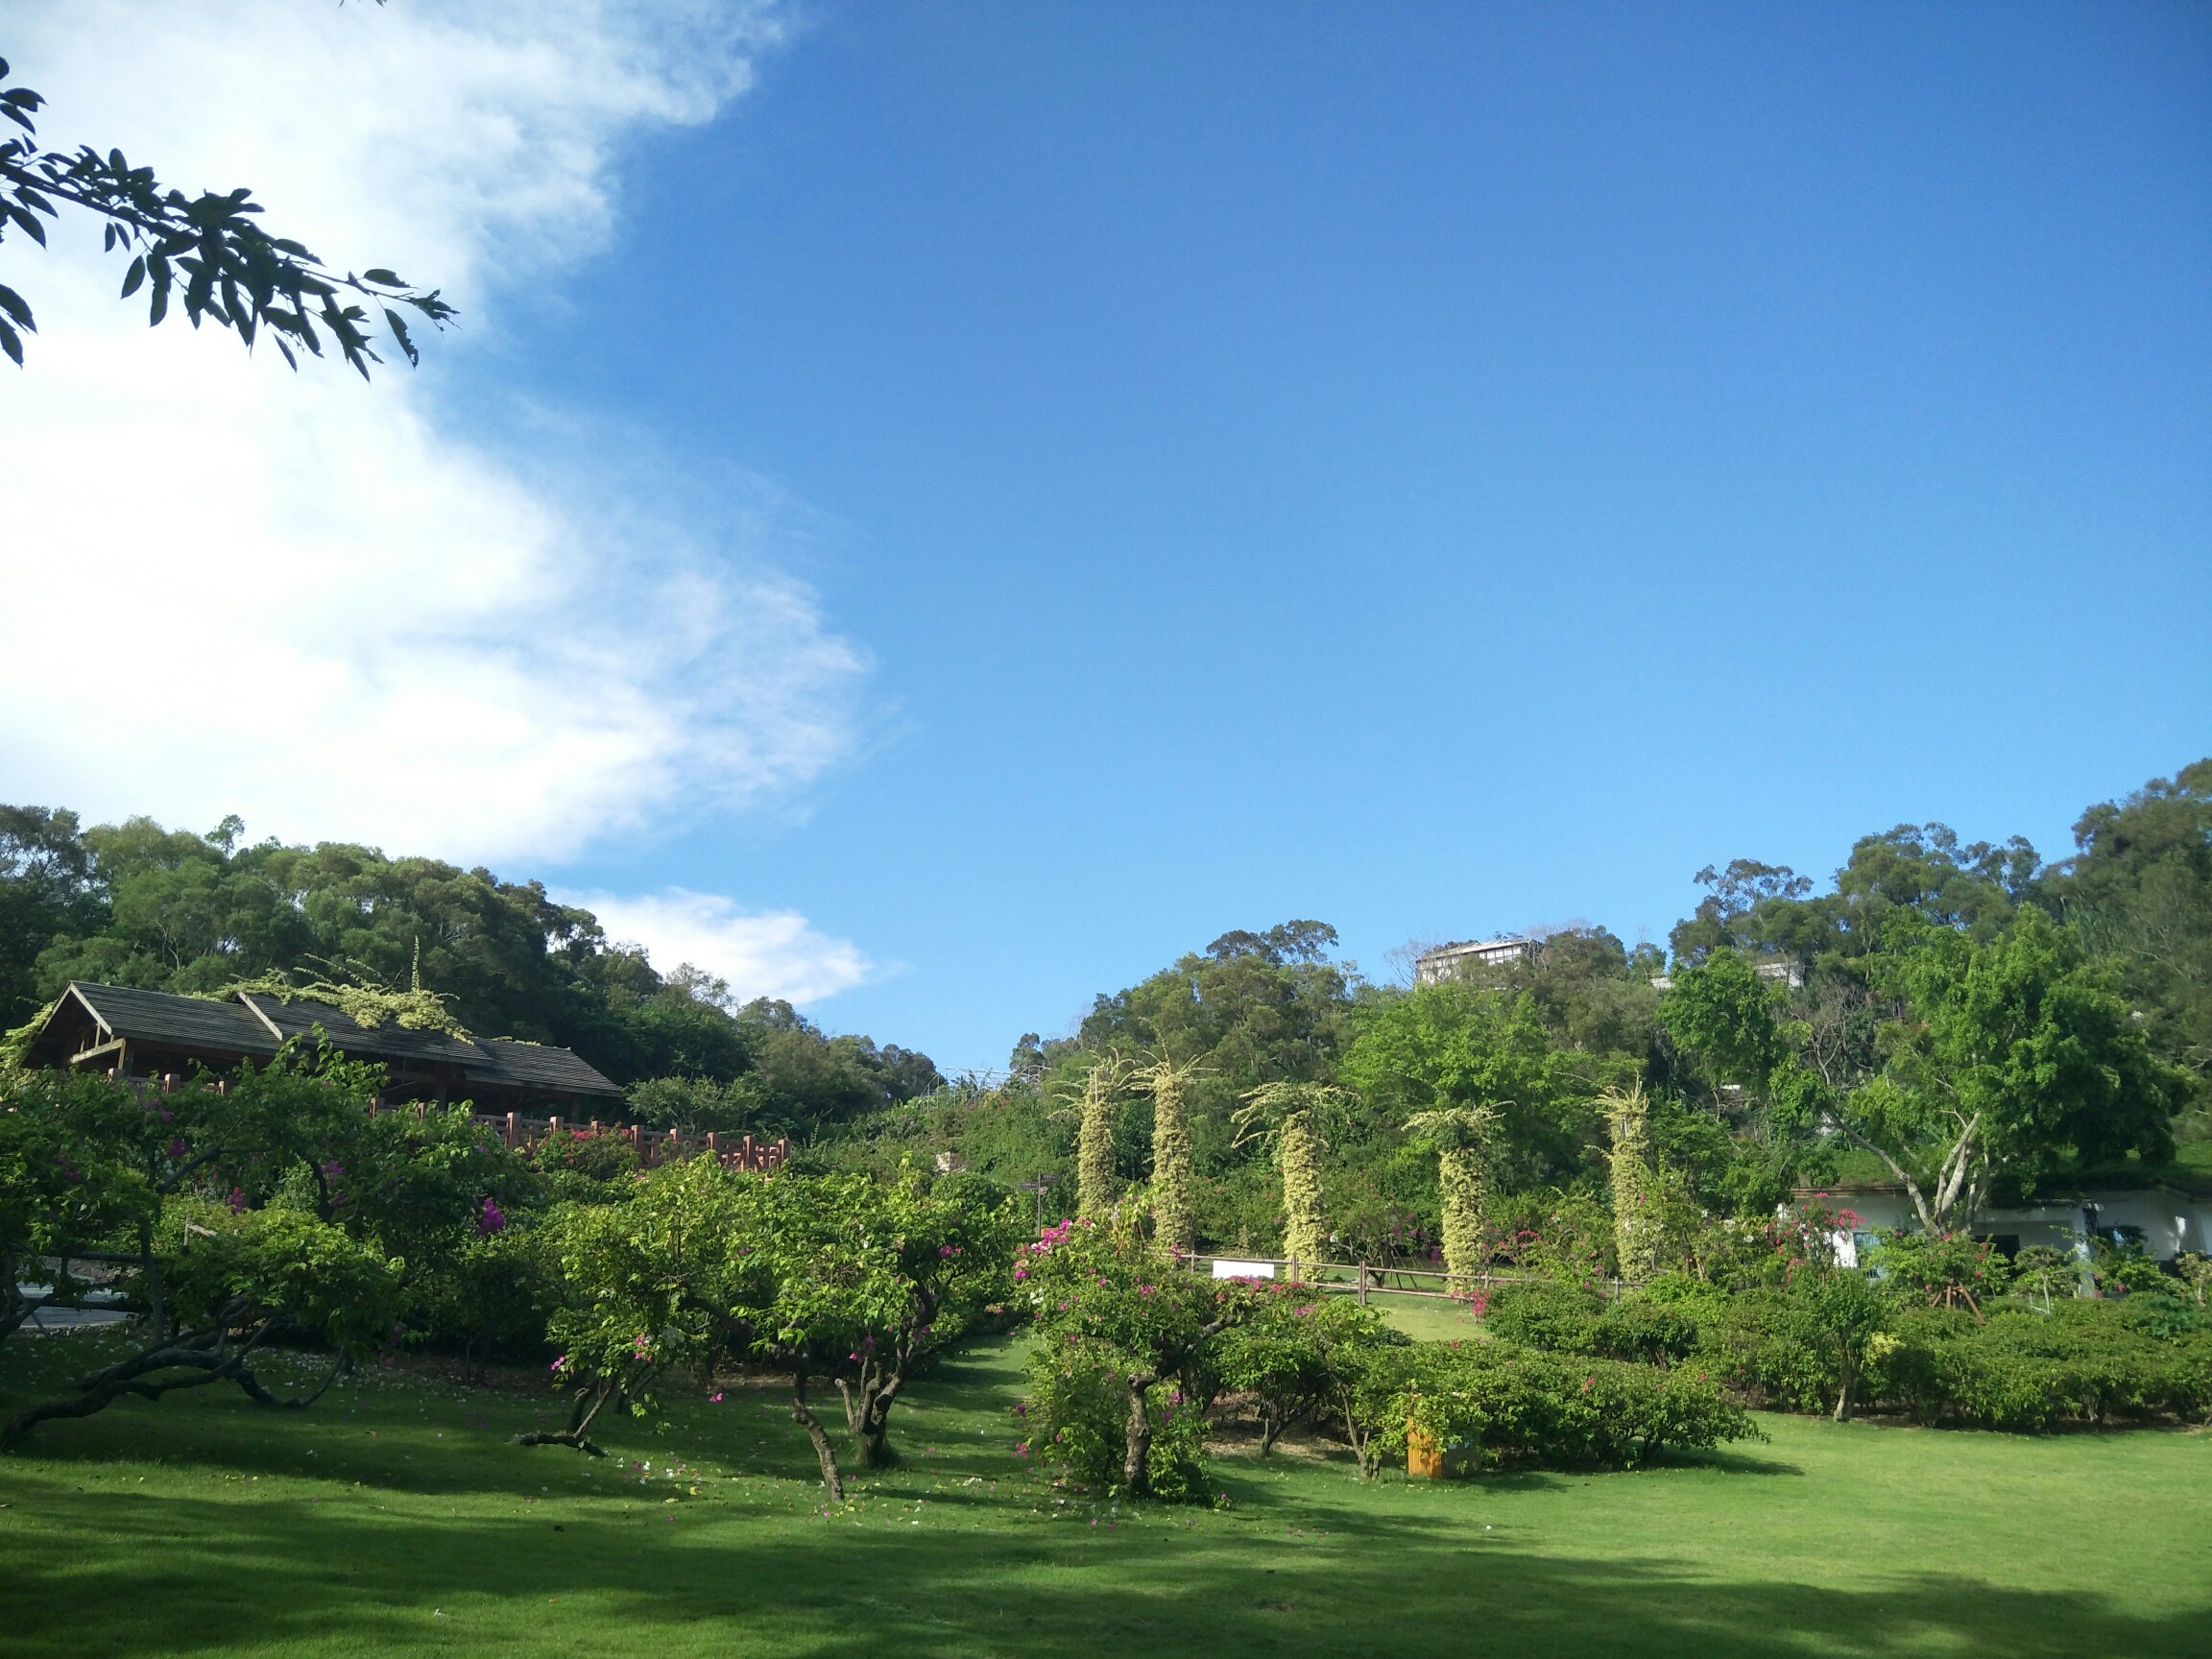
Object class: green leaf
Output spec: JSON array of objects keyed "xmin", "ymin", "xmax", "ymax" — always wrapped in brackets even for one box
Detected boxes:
[
  {"xmin": 119, "ymin": 255, "xmax": 145, "ymax": 298},
  {"xmin": 0, "ymin": 316, "xmax": 21, "ymax": 366},
  {"xmin": 382, "ymin": 307, "xmax": 419, "ymax": 366},
  {"xmin": 361, "ymin": 268, "xmax": 403, "ymax": 287},
  {"xmin": 0, "ymin": 281, "xmax": 33, "ymax": 331}
]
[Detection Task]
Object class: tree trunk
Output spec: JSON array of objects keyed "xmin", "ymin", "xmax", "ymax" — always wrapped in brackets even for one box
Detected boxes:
[
  {"xmin": 140, "ymin": 1219, "xmax": 166, "ymax": 1345},
  {"xmin": 791, "ymin": 1369, "xmax": 844, "ymax": 1500},
  {"xmin": 3, "ymin": 1306, "xmax": 274, "ymax": 1453},
  {"xmin": 1122, "ymin": 1377, "xmax": 1155, "ymax": 1497},
  {"xmin": 837, "ymin": 1355, "xmax": 909, "ymax": 1467},
  {"xmin": 1831, "ymin": 1367, "xmax": 1855, "ymax": 1423},
  {"xmin": 0, "ymin": 1250, "xmax": 33, "ymax": 1341},
  {"xmin": 515, "ymin": 1379, "xmax": 614, "ymax": 1455}
]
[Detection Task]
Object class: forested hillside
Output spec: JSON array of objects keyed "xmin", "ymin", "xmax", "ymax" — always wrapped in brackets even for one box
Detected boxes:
[
  {"xmin": 0, "ymin": 811, "xmax": 940, "ymax": 1142},
  {"xmin": 4, "ymin": 758, "xmax": 2205, "ymax": 1250},
  {"xmin": 823, "ymin": 759, "xmax": 2212, "ymax": 1254}
]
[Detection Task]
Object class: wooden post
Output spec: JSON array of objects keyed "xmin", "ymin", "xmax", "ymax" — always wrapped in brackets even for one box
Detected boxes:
[
  {"xmin": 1407, "ymin": 1418, "xmax": 1443, "ymax": 1479},
  {"xmin": 506, "ymin": 1111, "xmax": 519, "ymax": 1149}
]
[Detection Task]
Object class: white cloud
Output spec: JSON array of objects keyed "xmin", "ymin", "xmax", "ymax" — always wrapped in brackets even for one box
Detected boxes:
[
  {"xmin": 573, "ymin": 888, "xmax": 873, "ymax": 1007},
  {"xmin": 0, "ymin": 0, "xmax": 865, "ymax": 865}
]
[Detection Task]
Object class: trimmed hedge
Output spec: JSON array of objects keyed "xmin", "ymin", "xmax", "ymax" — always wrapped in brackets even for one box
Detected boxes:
[
  {"xmin": 1487, "ymin": 1276, "xmax": 2212, "ymax": 1432},
  {"xmin": 1876, "ymin": 1300, "xmax": 2212, "ymax": 1431},
  {"xmin": 1391, "ymin": 1340, "xmax": 1753, "ymax": 1473}
]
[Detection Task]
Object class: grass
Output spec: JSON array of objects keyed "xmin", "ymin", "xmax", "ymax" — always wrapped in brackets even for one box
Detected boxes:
[{"xmin": 3, "ymin": 1329, "xmax": 2209, "ymax": 1658}]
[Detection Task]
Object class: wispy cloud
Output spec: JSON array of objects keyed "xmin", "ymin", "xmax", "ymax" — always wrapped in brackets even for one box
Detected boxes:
[
  {"xmin": 0, "ymin": 1, "xmax": 864, "ymax": 866},
  {"xmin": 572, "ymin": 889, "xmax": 874, "ymax": 1007}
]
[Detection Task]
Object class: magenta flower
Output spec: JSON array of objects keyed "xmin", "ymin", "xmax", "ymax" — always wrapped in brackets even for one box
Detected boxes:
[{"xmin": 476, "ymin": 1196, "xmax": 507, "ymax": 1237}]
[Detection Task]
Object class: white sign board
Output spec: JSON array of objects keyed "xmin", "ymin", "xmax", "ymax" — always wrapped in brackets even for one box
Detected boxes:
[{"xmin": 1212, "ymin": 1259, "xmax": 1277, "ymax": 1280}]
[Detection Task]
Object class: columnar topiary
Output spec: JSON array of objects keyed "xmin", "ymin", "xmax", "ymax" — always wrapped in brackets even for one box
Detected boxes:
[
  {"xmin": 1403, "ymin": 1105, "xmax": 1499, "ymax": 1292},
  {"xmin": 1140, "ymin": 1052, "xmax": 1207, "ymax": 1257},
  {"xmin": 1599, "ymin": 1082, "xmax": 1663, "ymax": 1282},
  {"xmin": 1070, "ymin": 1054, "xmax": 1131, "ymax": 1221},
  {"xmin": 1237, "ymin": 1082, "xmax": 1340, "ymax": 1282}
]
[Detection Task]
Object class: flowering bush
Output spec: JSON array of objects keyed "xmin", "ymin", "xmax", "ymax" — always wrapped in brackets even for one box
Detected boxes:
[
  {"xmin": 1211, "ymin": 1286, "xmax": 1401, "ymax": 1454},
  {"xmin": 1873, "ymin": 1229, "xmax": 2010, "ymax": 1314},
  {"xmin": 1015, "ymin": 1212, "xmax": 1256, "ymax": 1501},
  {"xmin": 1022, "ymin": 1353, "xmax": 1211, "ymax": 1503}
]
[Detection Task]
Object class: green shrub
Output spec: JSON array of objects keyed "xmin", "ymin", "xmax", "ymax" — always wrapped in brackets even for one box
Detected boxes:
[
  {"xmin": 1020, "ymin": 1351, "xmax": 1210, "ymax": 1503},
  {"xmin": 1388, "ymin": 1341, "xmax": 1752, "ymax": 1473},
  {"xmin": 1876, "ymin": 1301, "xmax": 2212, "ymax": 1431},
  {"xmin": 1213, "ymin": 1290, "xmax": 1398, "ymax": 1453},
  {"xmin": 1591, "ymin": 1296, "xmax": 1705, "ymax": 1364},
  {"xmin": 1484, "ymin": 1281, "xmax": 1603, "ymax": 1352}
]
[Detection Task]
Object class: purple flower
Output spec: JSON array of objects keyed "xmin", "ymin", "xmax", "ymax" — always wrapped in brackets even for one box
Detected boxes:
[
  {"xmin": 167, "ymin": 1138, "xmax": 188, "ymax": 1160},
  {"xmin": 228, "ymin": 1187, "xmax": 247, "ymax": 1214},
  {"xmin": 476, "ymin": 1197, "xmax": 507, "ymax": 1237}
]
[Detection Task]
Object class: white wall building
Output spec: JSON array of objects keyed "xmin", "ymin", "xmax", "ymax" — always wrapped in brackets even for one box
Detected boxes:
[
  {"xmin": 1814, "ymin": 1182, "xmax": 2212, "ymax": 1267},
  {"xmin": 1415, "ymin": 937, "xmax": 1533, "ymax": 984}
]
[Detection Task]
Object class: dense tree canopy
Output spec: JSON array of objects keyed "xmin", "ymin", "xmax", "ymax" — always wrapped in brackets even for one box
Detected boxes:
[
  {"xmin": 0, "ymin": 808, "xmax": 941, "ymax": 1137},
  {"xmin": 7, "ymin": 757, "xmax": 2203, "ymax": 1267}
]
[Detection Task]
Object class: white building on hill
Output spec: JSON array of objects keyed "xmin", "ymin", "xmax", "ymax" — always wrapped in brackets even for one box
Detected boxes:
[{"xmin": 1415, "ymin": 937, "xmax": 1532, "ymax": 983}]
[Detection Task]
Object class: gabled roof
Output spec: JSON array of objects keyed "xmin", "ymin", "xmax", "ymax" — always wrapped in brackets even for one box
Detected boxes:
[
  {"xmin": 236, "ymin": 992, "xmax": 484, "ymax": 1068},
  {"xmin": 24, "ymin": 980, "xmax": 620, "ymax": 1103},
  {"xmin": 45, "ymin": 981, "xmax": 280, "ymax": 1059},
  {"xmin": 476, "ymin": 1037, "xmax": 624, "ymax": 1096}
]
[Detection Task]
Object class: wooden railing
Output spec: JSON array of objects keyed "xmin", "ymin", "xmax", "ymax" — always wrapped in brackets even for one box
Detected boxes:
[
  {"xmin": 117, "ymin": 1074, "xmax": 790, "ymax": 1175},
  {"xmin": 458, "ymin": 1109, "xmax": 789, "ymax": 1174},
  {"xmin": 1183, "ymin": 1253, "xmax": 1624, "ymax": 1306}
]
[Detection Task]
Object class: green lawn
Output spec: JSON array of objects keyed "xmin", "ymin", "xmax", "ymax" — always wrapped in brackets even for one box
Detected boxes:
[{"xmin": 3, "ymin": 1330, "xmax": 2208, "ymax": 1658}]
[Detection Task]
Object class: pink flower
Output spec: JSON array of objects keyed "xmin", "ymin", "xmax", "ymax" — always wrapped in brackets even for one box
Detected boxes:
[{"xmin": 709, "ymin": 1391, "xmax": 724, "ymax": 1404}]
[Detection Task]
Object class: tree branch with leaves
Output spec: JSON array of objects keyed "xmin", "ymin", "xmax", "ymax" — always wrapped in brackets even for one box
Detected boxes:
[{"xmin": 0, "ymin": 54, "xmax": 452, "ymax": 373}]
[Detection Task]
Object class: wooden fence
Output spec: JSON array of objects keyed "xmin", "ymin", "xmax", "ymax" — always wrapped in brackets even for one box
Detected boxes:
[
  {"xmin": 1184, "ymin": 1253, "xmax": 1624, "ymax": 1306},
  {"xmin": 120, "ymin": 1074, "xmax": 791, "ymax": 1176},
  {"xmin": 456, "ymin": 1109, "xmax": 789, "ymax": 1174}
]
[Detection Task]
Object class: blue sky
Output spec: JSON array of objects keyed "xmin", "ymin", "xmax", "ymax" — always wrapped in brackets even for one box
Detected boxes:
[
  {"xmin": 533, "ymin": 2, "xmax": 2209, "ymax": 1070},
  {"xmin": 5, "ymin": 3, "xmax": 2206, "ymax": 1074}
]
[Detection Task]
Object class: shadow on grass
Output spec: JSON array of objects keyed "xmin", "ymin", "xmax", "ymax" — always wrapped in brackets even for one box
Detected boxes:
[
  {"xmin": 5, "ymin": 1335, "xmax": 2204, "ymax": 1658},
  {"xmin": 0, "ymin": 1473, "xmax": 2200, "ymax": 1659}
]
